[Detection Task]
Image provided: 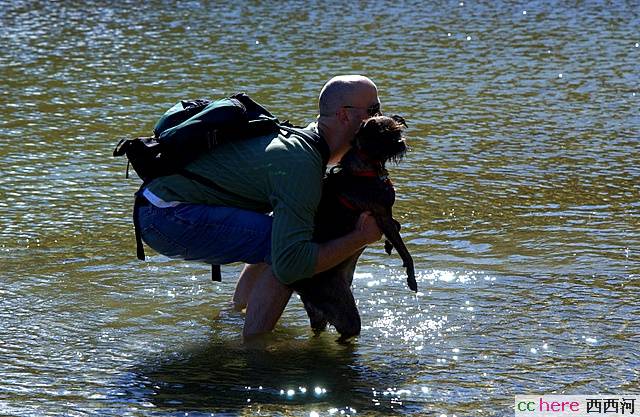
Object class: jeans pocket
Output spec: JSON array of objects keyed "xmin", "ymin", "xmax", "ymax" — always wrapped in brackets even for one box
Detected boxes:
[{"xmin": 141, "ymin": 223, "xmax": 188, "ymax": 259}]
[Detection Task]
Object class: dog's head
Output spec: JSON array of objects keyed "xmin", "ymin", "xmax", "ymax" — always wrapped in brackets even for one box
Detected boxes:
[{"xmin": 350, "ymin": 115, "xmax": 407, "ymax": 165}]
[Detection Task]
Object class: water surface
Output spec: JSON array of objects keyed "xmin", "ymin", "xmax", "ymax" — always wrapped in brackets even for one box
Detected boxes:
[{"xmin": 1, "ymin": 1, "xmax": 638, "ymax": 416}]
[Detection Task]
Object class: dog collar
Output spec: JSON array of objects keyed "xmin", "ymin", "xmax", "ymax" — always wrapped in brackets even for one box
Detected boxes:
[
  {"xmin": 338, "ymin": 195, "xmax": 358, "ymax": 211},
  {"xmin": 350, "ymin": 170, "xmax": 393, "ymax": 185},
  {"xmin": 351, "ymin": 169, "xmax": 379, "ymax": 177}
]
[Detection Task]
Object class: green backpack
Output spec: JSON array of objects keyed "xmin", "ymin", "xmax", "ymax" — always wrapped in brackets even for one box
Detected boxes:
[{"xmin": 115, "ymin": 93, "xmax": 288, "ymax": 182}]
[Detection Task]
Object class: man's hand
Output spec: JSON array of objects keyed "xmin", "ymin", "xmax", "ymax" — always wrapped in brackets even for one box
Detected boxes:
[
  {"xmin": 355, "ymin": 212, "xmax": 383, "ymax": 244},
  {"xmin": 314, "ymin": 212, "xmax": 383, "ymax": 274}
]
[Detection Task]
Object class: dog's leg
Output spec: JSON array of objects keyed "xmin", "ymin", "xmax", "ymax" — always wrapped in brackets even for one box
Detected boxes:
[
  {"xmin": 384, "ymin": 240, "xmax": 393, "ymax": 255},
  {"xmin": 333, "ymin": 286, "xmax": 361, "ymax": 340},
  {"xmin": 384, "ymin": 220, "xmax": 401, "ymax": 255},
  {"xmin": 376, "ymin": 213, "xmax": 417, "ymax": 292},
  {"xmin": 294, "ymin": 251, "xmax": 363, "ymax": 339},
  {"xmin": 300, "ymin": 295, "xmax": 328, "ymax": 333},
  {"xmin": 292, "ymin": 284, "xmax": 329, "ymax": 333},
  {"xmin": 328, "ymin": 252, "xmax": 362, "ymax": 339}
]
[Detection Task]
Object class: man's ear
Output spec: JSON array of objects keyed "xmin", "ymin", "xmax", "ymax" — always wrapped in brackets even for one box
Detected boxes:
[{"xmin": 336, "ymin": 107, "xmax": 350, "ymax": 124}]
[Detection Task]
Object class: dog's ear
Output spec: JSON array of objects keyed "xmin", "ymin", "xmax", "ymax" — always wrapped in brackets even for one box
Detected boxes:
[
  {"xmin": 355, "ymin": 116, "xmax": 407, "ymax": 163},
  {"xmin": 391, "ymin": 114, "xmax": 407, "ymax": 128}
]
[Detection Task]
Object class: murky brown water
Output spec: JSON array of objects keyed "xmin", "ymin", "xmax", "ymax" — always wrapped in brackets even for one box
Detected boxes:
[{"xmin": 1, "ymin": 1, "xmax": 638, "ymax": 416}]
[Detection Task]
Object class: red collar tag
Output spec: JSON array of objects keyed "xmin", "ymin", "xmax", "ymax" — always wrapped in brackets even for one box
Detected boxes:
[
  {"xmin": 351, "ymin": 170, "xmax": 378, "ymax": 177},
  {"xmin": 338, "ymin": 195, "xmax": 358, "ymax": 211}
]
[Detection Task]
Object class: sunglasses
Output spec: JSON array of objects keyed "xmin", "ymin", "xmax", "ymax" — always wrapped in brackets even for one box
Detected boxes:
[{"xmin": 343, "ymin": 102, "xmax": 381, "ymax": 117}]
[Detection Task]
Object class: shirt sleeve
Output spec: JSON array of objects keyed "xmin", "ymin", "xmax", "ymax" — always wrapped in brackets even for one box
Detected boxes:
[{"xmin": 267, "ymin": 141, "xmax": 323, "ymax": 284}]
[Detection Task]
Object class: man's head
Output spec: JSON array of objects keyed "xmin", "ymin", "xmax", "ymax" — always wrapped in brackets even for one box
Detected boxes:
[{"xmin": 317, "ymin": 75, "xmax": 381, "ymax": 163}]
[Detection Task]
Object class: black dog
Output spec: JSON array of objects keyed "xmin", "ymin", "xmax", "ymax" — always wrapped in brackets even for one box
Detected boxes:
[{"xmin": 290, "ymin": 115, "xmax": 416, "ymax": 339}]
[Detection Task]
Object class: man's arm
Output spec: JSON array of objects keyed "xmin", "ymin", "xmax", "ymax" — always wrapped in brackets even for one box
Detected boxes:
[
  {"xmin": 267, "ymin": 137, "xmax": 382, "ymax": 283},
  {"xmin": 314, "ymin": 211, "xmax": 382, "ymax": 273}
]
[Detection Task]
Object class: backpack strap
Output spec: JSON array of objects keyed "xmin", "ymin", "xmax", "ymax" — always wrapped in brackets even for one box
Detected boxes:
[{"xmin": 133, "ymin": 188, "xmax": 148, "ymax": 261}]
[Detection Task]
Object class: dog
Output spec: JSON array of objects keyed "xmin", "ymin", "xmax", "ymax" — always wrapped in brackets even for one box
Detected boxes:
[{"xmin": 290, "ymin": 115, "xmax": 416, "ymax": 340}]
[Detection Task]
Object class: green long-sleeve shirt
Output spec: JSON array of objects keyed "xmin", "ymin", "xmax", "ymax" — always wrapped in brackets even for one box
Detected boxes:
[{"xmin": 145, "ymin": 128, "xmax": 324, "ymax": 284}]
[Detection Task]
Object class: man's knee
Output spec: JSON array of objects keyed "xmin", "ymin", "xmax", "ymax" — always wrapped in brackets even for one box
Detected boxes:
[
  {"xmin": 232, "ymin": 263, "xmax": 270, "ymax": 311},
  {"xmin": 242, "ymin": 267, "xmax": 292, "ymax": 339}
]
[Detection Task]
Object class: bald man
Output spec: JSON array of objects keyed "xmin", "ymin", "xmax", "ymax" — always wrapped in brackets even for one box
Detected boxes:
[{"xmin": 137, "ymin": 75, "xmax": 383, "ymax": 339}]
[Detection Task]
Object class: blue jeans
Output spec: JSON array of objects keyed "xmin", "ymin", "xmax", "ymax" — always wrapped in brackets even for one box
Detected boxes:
[{"xmin": 137, "ymin": 203, "xmax": 272, "ymax": 265}]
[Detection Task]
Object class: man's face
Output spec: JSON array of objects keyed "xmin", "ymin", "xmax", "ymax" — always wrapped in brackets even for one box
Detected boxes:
[{"xmin": 344, "ymin": 85, "xmax": 381, "ymax": 135}]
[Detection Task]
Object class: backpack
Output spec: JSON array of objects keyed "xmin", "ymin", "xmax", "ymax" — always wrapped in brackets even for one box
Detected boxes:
[
  {"xmin": 113, "ymin": 93, "xmax": 329, "ymax": 280},
  {"xmin": 113, "ymin": 93, "xmax": 303, "ymax": 183}
]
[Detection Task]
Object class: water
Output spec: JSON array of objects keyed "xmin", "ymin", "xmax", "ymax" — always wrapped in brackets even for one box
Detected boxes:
[{"xmin": 1, "ymin": 1, "xmax": 638, "ymax": 415}]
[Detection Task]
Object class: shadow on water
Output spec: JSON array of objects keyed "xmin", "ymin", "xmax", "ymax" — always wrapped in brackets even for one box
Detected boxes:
[{"xmin": 127, "ymin": 333, "xmax": 415, "ymax": 415}]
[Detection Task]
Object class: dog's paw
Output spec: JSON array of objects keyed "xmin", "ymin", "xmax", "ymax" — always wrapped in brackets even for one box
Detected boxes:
[
  {"xmin": 311, "ymin": 318, "xmax": 328, "ymax": 333},
  {"xmin": 384, "ymin": 239, "xmax": 393, "ymax": 255},
  {"xmin": 406, "ymin": 266, "xmax": 417, "ymax": 292}
]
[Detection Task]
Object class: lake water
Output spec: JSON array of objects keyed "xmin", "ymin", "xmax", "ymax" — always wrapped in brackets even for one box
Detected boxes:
[{"xmin": 1, "ymin": 1, "xmax": 638, "ymax": 416}]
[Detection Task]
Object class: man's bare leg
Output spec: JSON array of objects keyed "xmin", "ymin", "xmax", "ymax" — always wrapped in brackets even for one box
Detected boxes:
[
  {"xmin": 232, "ymin": 263, "xmax": 268, "ymax": 311},
  {"xmin": 242, "ymin": 266, "xmax": 292, "ymax": 340}
]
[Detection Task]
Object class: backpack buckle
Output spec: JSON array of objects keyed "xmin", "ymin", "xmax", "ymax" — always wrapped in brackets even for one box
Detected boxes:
[{"xmin": 207, "ymin": 129, "xmax": 218, "ymax": 149}]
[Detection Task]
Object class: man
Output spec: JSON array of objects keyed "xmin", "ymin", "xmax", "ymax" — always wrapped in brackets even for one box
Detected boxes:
[{"xmin": 137, "ymin": 75, "xmax": 383, "ymax": 338}]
